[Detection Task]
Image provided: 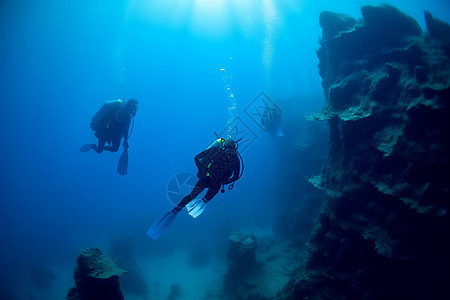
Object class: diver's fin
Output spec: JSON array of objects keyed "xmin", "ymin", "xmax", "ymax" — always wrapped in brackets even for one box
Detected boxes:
[
  {"xmin": 277, "ymin": 126, "xmax": 284, "ymax": 137},
  {"xmin": 117, "ymin": 148, "xmax": 128, "ymax": 175},
  {"xmin": 79, "ymin": 144, "xmax": 92, "ymax": 153},
  {"xmin": 147, "ymin": 210, "xmax": 177, "ymax": 240},
  {"xmin": 186, "ymin": 198, "xmax": 207, "ymax": 218}
]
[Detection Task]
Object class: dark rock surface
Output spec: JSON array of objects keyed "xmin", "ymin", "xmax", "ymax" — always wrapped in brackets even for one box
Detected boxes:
[
  {"xmin": 223, "ymin": 230, "xmax": 258, "ymax": 298},
  {"xmin": 222, "ymin": 232, "xmax": 298, "ymax": 300},
  {"xmin": 425, "ymin": 11, "xmax": 450, "ymax": 56},
  {"xmin": 282, "ymin": 5, "xmax": 450, "ymax": 300},
  {"xmin": 67, "ymin": 247, "xmax": 126, "ymax": 300}
]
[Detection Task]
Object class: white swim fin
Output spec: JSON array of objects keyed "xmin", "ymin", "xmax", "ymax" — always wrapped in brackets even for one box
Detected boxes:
[{"xmin": 186, "ymin": 198, "xmax": 207, "ymax": 218}]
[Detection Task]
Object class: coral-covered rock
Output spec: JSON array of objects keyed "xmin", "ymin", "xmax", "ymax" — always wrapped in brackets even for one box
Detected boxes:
[
  {"xmin": 223, "ymin": 230, "xmax": 257, "ymax": 297},
  {"xmin": 282, "ymin": 5, "xmax": 450, "ymax": 300},
  {"xmin": 67, "ymin": 247, "xmax": 126, "ymax": 300},
  {"xmin": 317, "ymin": 4, "xmax": 422, "ymax": 94},
  {"xmin": 319, "ymin": 11, "xmax": 357, "ymax": 41},
  {"xmin": 222, "ymin": 229, "xmax": 305, "ymax": 300},
  {"xmin": 425, "ymin": 11, "xmax": 450, "ymax": 56},
  {"xmin": 227, "ymin": 230, "xmax": 257, "ymax": 266}
]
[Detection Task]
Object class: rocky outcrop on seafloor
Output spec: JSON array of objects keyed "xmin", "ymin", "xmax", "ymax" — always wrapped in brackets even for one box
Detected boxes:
[
  {"xmin": 282, "ymin": 4, "xmax": 450, "ymax": 300},
  {"xmin": 222, "ymin": 231, "xmax": 299, "ymax": 300},
  {"xmin": 67, "ymin": 247, "xmax": 127, "ymax": 300},
  {"xmin": 223, "ymin": 230, "xmax": 257, "ymax": 297}
]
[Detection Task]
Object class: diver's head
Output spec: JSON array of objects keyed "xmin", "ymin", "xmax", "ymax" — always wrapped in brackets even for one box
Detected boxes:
[
  {"xmin": 125, "ymin": 98, "xmax": 139, "ymax": 116},
  {"xmin": 223, "ymin": 138, "xmax": 237, "ymax": 149}
]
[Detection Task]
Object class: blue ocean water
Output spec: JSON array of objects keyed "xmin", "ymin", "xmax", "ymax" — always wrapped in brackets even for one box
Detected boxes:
[{"xmin": 1, "ymin": 1, "xmax": 449, "ymax": 299}]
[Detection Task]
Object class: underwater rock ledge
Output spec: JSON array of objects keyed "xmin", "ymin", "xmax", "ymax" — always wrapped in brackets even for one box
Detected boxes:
[
  {"xmin": 67, "ymin": 247, "xmax": 127, "ymax": 300},
  {"xmin": 281, "ymin": 4, "xmax": 450, "ymax": 300}
]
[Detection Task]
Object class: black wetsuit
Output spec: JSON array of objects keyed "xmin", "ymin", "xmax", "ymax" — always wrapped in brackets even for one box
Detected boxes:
[
  {"xmin": 90, "ymin": 100, "xmax": 132, "ymax": 153},
  {"xmin": 176, "ymin": 147, "xmax": 241, "ymax": 209}
]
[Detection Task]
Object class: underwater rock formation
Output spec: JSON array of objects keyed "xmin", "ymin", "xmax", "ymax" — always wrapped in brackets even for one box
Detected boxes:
[
  {"xmin": 221, "ymin": 232, "xmax": 301, "ymax": 300},
  {"xmin": 67, "ymin": 247, "xmax": 126, "ymax": 300},
  {"xmin": 282, "ymin": 4, "xmax": 450, "ymax": 300},
  {"xmin": 223, "ymin": 230, "xmax": 257, "ymax": 297}
]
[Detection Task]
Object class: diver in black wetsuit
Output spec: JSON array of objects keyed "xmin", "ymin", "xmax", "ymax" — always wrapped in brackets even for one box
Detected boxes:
[
  {"xmin": 146, "ymin": 137, "xmax": 244, "ymax": 239},
  {"xmin": 172, "ymin": 137, "xmax": 242, "ymax": 215},
  {"xmin": 80, "ymin": 99, "xmax": 138, "ymax": 153}
]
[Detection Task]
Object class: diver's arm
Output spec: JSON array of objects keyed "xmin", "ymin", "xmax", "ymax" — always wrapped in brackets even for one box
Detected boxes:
[
  {"xmin": 195, "ymin": 148, "xmax": 214, "ymax": 166},
  {"xmin": 121, "ymin": 119, "xmax": 131, "ymax": 149},
  {"xmin": 123, "ymin": 118, "xmax": 132, "ymax": 138},
  {"xmin": 222, "ymin": 157, "xmax": 241, "ymax": 184}
]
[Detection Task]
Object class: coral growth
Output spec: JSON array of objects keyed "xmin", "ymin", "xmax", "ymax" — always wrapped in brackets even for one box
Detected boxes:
[
  {"xmin": 67, "ymin": 247, "xmax": 126, "ymax": 300},
  {"xmin": 282, "ymin": 4, "xmax": 450, "ymax": 300},
  {"xmin": 223, "ymin": 229, "xmax": 258, "ymax": 297}
]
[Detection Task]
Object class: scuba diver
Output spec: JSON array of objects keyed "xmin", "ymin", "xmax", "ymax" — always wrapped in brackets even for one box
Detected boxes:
[
  {"xmin": 261, "ymin": 106, "xmax": 283, "ymax": 139},
  {"xmin": 79, "ymin": 98, "xmax": 139, "ymax": 175},
  {"xmin": 174, "ymin": 137, "xmax": 242, "ymax": 216},
  {"xmin": 147, "ymin": 136, "xmax": 244, "ymax": 240}
]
